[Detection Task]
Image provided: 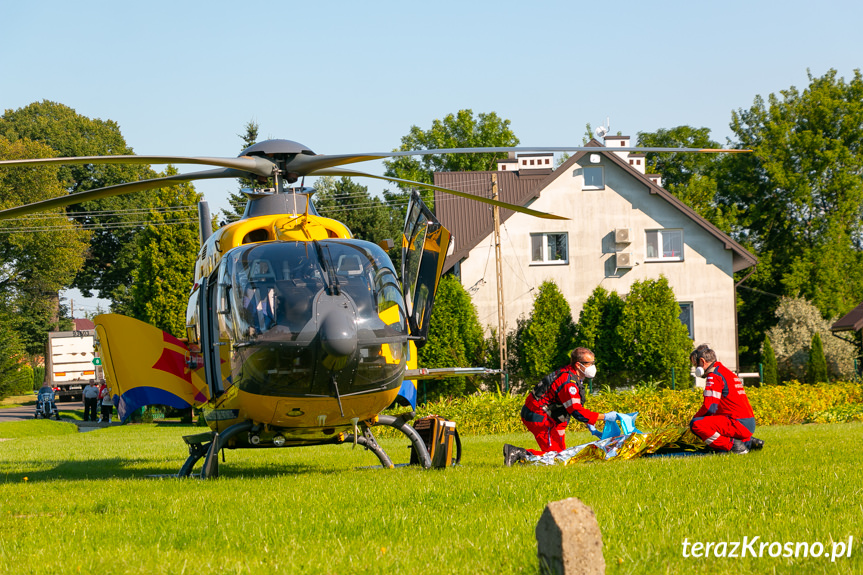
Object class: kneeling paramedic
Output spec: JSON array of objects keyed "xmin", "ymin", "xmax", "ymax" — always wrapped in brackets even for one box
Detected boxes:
[
  {"xmin": 504, "ymin": 347, "xmax": 620, "ymax": 466},
  {"xmin": 689, "ymin": 343, "xmax": 764, "ymax": 454}
]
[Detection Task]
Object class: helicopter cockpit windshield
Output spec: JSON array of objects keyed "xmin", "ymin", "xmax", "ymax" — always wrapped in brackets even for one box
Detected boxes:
[{"xmin": 217, "ymin": 240, "xmax": 406, "ymax": 344}]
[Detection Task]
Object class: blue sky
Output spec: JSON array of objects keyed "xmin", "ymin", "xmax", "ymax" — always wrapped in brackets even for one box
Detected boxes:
[{"xmin": 3, "ymin": 0, "xmax": 862, "ymax": 313}]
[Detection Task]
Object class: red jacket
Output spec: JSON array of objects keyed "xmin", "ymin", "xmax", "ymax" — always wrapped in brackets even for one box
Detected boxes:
[
  {"xmin": 523, "ymin": 365, "xmax": 600, "ymax": 426},
  {"xmin": 693, "ymin": 361, "xmax": 754, "ymax": 420}
]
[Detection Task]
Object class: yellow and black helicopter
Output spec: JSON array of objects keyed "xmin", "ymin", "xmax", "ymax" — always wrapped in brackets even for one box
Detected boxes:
[{"xmin": 0, "ymin": 138, "xmax": 742, "ymax": 477}]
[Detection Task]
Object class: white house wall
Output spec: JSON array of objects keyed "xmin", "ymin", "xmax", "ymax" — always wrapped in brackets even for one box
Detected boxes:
[{"xmin": 457, "ymin": 156, "xmax": 741, "ymax": 371}]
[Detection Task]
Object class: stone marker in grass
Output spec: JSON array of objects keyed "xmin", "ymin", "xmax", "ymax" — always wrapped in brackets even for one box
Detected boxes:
[{"xmin": 536, "ymin": 497, "xmax": 604, "ymax": 575}]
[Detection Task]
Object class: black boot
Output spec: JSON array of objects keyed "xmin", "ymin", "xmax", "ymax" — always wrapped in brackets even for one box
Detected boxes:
[
  {"xmin": 747, "ymin": 437, "xmax": 765, "ymax": 451},
  {"xmin": 730, "ymin": 439, "xmax": 750, "ymax": 454},
  {"xmin": 503, "ymin": 444, "xmax": 528, "ymax": 466}
]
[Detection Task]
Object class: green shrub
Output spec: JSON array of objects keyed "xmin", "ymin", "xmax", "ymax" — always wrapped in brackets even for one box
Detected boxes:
[
  {"xmin": 518, "ymin": 281, "xmax": 576, "ymax": 384},
  {"xmin": 761, "ymin": 336, "xmax": 778, "ymax": 385},
  {"xmin": 807, "ymin": 332, "xmax": 829, "ymax": 383},
  {"xmin": 418, "ymin": 274, "xmax": 485, "ymax": 400},
  {"xmin": 31, "ymin": 365, "xmax": 45, "ymax": 390},
  {"xmin": 767, "ymin": 297, "xmax": 856, "ymax": 380},
  {"xmin": 384, "ymin": 381, "xmax": 863, "ymax": 436},
  {"xmin": 616, "ymin": 276, "xmax": 692, "ymax": 386}
]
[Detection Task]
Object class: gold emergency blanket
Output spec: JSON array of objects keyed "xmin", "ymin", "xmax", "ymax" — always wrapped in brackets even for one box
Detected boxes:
[{"xmin": 525, "ymin": 428, "xmax": 709, "ymax": 465}]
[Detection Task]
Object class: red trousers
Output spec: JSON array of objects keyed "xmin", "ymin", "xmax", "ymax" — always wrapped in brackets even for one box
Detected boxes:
[
  {"xmin": 690, "ymin": 415, "xmax": 752, "ymax": 451},
  {"xmin": 522, "ymin": 414, "xmax": 568, "ymax": 455}
]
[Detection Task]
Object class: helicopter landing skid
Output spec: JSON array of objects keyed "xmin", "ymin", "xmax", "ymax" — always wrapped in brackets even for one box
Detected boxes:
[
  {"xmin": 177, "ymin": 413, "xmax": 432, "ymax": 478},
  {"xmin": 341, "ymin": 412, "xmax": 432, "ymax": 470}
]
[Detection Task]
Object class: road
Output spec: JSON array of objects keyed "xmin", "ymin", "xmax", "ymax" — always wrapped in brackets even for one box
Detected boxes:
[{"xmin": 0, "ymin": 399, "xmax": 114, "ymax": 429}]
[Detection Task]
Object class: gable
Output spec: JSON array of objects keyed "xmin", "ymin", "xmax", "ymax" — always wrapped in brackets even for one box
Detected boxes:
[{"xmin": 433, "ymin": 141, "xmax": 756, "ymax": 273}]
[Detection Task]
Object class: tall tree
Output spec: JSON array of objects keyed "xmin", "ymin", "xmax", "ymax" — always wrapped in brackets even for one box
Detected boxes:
[
  {"xmin": 383, "ymin": 109, "xmax": 519, "ymax": 209},
  {"xmin": 313, "ymin": 176, "xmax": 401, "ymax": 262},
  {"xmin": 807, "ymin": 332, "xmax": 829, "ymax": 384},
  {"xmin": 616, "ymin": 276, "xmax": 692, "ymax": 386},
  {"xmin": 637, "ymin": 126, "xmax": 737, "ymax": 232},
  {"xmin": 0, "ymin": 137, "xmax": 89, "ymax": 354},
  {"xmin": 125, "ymin": 167, "xmax": 201, "ymax": 337},
  {"xmin": 574, "ymin": 286, "xmax": 627, "ymax": 387},
  {"xmin": 0, "ymin": 101, "xmax": 154, "ymax": 302},
  {"xmin": 417, "ymin": 274, "xmax": 485, "ymax": 400},
  {"xmin": 765, "ymin": 296, "xmax": 856, "ymax": 381},
  {"xmin": 718, "ymin": 69, "xmax": 863, "ymax": 362},
  {"xmin": 761, "ymin": 335, "xmax": 778, "ymax": 385},
  {"xmin": 519, "ymin": 281, "xmax": 577, "ymax": 384}
]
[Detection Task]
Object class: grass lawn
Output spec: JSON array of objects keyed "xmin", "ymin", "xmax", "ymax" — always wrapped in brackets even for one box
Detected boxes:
[{"xmin": 0, "ymin": 421, "xmax": 860, "ymax": 574}]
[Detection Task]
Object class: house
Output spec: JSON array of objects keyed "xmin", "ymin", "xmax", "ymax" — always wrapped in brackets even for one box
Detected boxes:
[{"xmin": 433, "ymin": 136, "xmax": 757, "ymax": 371}]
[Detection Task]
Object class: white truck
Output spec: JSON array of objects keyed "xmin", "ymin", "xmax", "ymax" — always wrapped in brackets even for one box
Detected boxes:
[{"xmin": 45, "ymin": 330, "xmax": 101, "ymax": 401}]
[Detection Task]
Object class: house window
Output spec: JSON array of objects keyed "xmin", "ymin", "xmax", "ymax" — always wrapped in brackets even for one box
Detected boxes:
[
  {"xmin": 645, "ymin": 229, "xmax": 684, "ymax": 261},
  {"xmin": 531, "ymin": 233, "xmax": 568, "ymax": 264},
  {"xmin": 583, "ymin": 166, "xmax": 604, "ymax": 190},
  {"xmin": 679, "ymin": 302, "xmax": 694, "ymax": 339}
]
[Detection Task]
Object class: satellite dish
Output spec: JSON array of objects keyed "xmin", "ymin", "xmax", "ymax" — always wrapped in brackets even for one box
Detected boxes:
[{"xmin": 595, "ymin": 125, "xmax": 608, "ymax": 139}]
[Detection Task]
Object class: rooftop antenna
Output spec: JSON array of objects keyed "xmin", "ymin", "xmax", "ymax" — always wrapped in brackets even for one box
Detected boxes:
[{"xmin": 594, "ymin": 117, "xmax": 610, "ymax": 140}]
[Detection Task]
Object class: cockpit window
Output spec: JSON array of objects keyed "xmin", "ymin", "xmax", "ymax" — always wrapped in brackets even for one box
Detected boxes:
[{"xmin": 220, "ymin": 240, "xmax": 404, "ymax": 343}]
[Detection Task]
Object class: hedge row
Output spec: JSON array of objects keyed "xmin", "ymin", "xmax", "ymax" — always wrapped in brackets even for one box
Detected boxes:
[{"xmin": 386, "ymin": 381, "xmax": 863, "ymax": 436}]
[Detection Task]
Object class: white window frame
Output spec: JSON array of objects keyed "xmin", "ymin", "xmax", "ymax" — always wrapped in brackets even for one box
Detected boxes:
[
  {"xmin": 678, "ymin": 302, "xmax": 694, "ymax": 339},
  {"xmin": 582, "ymin": 166, "xmax": 605, "ymax": 190},
  {"xmin": 530, "ymin": 232, "xmax": 569, "ymax": 265},
  {"xmin": 645, "ymin": 229, "xmax": 684, "ymax": 262}
]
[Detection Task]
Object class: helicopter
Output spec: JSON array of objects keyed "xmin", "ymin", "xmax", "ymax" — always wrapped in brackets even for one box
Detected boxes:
[{"xmin": 0, "ymin": 138, "xmax": 746, "ymax": 478}]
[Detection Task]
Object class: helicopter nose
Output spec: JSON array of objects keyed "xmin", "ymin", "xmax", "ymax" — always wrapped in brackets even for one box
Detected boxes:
[{"xmin": 320, "ymin": 311, "xmax": 357, "ymax": 358}]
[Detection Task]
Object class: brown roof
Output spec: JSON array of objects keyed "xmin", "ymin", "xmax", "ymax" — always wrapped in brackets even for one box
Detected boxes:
[
  {"xmin": 433, "ymin": 139, "xmax": 758, "ymax": 273},
  {"xmin": 73, "ymin": 318, "xmax": 96, "ymax": 330},
  {"xmin": 831, "ymin": 301, "xmax": 863, "ymax": 333},
  {"xmin": 434, "ymin": 169, "xmax": 550, "ymax": 271}
]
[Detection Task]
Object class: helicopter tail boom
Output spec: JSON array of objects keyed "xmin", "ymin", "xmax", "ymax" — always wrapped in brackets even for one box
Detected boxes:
[{"xmin": 94, "ymin": 314, "xmax": 210, "ymax": 421}]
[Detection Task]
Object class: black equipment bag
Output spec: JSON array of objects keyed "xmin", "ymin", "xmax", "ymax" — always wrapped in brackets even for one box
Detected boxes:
[{"xmin": 409, "ymin": 415, "xmax": 461, "ymax": 468}]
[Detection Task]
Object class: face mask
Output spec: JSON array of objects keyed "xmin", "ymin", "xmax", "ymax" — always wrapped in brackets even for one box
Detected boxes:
[
  {"xmin": 695, "ymin": 366, "xmax": 705, "ymax": 378},
  {"xmin": 583, "ymin": 364, "xmax": 597, "ymax": 379}
]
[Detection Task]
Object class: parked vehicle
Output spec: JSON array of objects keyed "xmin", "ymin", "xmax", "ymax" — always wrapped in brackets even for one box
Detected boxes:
[{"xmin": 45, "ymin": 330, "xmax": 101, "ymax": 401}]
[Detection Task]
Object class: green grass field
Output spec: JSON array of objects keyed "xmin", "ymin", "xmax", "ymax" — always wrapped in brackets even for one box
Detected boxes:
[{"xmin": 1, "ymin": 421, "xmax": 860, "ymax": 574}]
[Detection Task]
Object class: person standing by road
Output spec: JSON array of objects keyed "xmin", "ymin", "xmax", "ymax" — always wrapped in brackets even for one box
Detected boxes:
[
  {"xmin": 689, "ymin": 343, "xmax": 764, "ymax": 454},
  {"xmin": 503, "ymin": 347, "xmax": 620, "ymax": 465},
  {"xmin": 82, "ymin": 382, "xmax": 100, "ymax": 422},
  {"xmin": 98, "ymin": 384, "xmax": 113, "ymax": 424}
]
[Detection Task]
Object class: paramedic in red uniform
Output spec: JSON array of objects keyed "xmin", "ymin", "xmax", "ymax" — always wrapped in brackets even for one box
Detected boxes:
[
  {"xmin": 689, "ymin": 344, "xmax": 764, "ymax": 454},
  {"xmin": 503, "ymin": 347, "xmax": 620, "ymax": 465}
]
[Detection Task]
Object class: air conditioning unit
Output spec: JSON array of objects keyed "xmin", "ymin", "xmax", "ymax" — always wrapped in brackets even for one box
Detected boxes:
[
  {"xmin": 614, "ymin": 228, "xmax": 631, "ymax": 243},
  {"xmin": 616, "ymin": 252, "xmax": 634, "ymax": 268}
]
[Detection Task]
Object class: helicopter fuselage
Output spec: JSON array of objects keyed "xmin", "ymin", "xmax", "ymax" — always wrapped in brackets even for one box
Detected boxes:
[{"xmin": 184, "ymin": 192, "xmax": 417, "ymax": 447}]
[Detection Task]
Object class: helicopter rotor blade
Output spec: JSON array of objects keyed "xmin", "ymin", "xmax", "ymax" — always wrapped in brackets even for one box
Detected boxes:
[
  {"xmin": 0, "ymin": 155, "xmax": 278, "ymax": 177},
  {"xmin": 311, "ymin": 167, "xmax": 569, "ymax": 221},
  {"xmin": 0, "ymin": 167, "xmax": 248, "ymax": 220},
  {"xmin": 288, "ymin": 146, "xmax": 750, "ymax": 175}
]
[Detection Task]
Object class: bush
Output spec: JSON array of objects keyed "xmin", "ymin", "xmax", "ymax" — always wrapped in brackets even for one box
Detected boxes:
[
  {"xmin": 807, "ymin": 332, "xmax": 829, "ymax": 384},
  {"xmin": 418, "ymin": 274, "xmax": 485, "ymax": 400},
  {"xmin": 616, "ymin": 276, "xmax": 692, "ymax": 386},
  {"xmin": 0, "ymin": 323, "xmax": 29, "ymax": 400},
  {"xmin": 767, "ymin": 297, "xmax": 856, "ymax": 380},
  {"xmin": 517, "ymin": 281, "xmax": 576, "ymax": 384},
  {"xmin": 574, "ymin": 286, "xmax": 627, "ymax": 388},
  {"xmin": 31, "ymin": 365, "xmax": 45, "ymax": 390},
  {"xmin": 383, "ymin": 381, "xmax": 863, "ymax": 435},
  {"xmin": 761, "ymin": 336, "xmax": 778, "ymax": 385}
]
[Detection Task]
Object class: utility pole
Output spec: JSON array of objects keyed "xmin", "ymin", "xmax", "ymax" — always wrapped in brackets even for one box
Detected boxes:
[{"xmin": 492, "ymin": 173, "xmax": 507, "ymax": 390}]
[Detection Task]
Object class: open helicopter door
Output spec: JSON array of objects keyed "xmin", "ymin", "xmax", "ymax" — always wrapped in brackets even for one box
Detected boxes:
[
  {"xmin": 197, "ymin": 274, "xmax": 224, "ymax": 398},
  {"xmin": 401, "ymin": 190, "xmax": 452, "ymax": 346}
]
